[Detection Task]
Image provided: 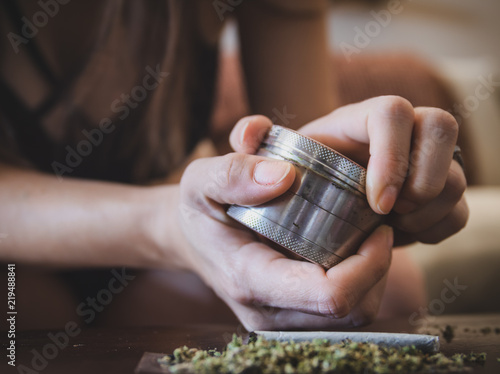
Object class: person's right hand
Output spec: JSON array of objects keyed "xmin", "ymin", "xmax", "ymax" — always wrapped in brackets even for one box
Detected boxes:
[{"xmin": 178, "ymin": 115, "xmax": 393, "ymax": 331}]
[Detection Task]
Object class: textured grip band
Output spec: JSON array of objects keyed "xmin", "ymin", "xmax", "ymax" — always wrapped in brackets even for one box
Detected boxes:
[
  {"xmin": 227, "ymin": 205, "xmax": 343, "ymax": 269},
  {"xmin": 265, "ymin": 126, "xmax": 367, "ymax": 194}
]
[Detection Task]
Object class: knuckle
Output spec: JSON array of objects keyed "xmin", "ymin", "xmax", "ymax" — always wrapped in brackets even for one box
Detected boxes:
[
  {"xmin": 240, "ymin": 313, "xmax": 267, "ymax": 332},
  {"xmin": 220, "ymin": 153, "xmax": 247, "ymax": 188},
  {"xmin": 419, "ymin": 201, "xmax": 469, "ymax": 244},
  {"xmin": 240, "ymin": 306, "xmax": 278, "ymax": 331},
  {"xmin": 180, "ymin": 159, "xmax": 223, "ymax": 215},
  {"xmin": 179, "ymin": 160, "xmax": 204, "ymax": 204},
  {"xmin": 450, "ymin": 200, "xmax": 469, "ymax": 233},
  {"xmin": 218, "ymin": 154, "xmax": 236, "ymax": 189},
  {"xmin": 430, "ymin": 109, "xmax": 459, "ymax": 141},
  {"xmin": 351, "ymin": 306, "xmax": 378, "ymax": 327},
  {"xmin": 394, "ymin": 218, "xmax": 420, "ymax": 234},
  {"xmin": 316, "ymin": 286, "xmax": 352, "ymax": 319},
  {"xmin": 375, "ymin": 95, "xmax": 414, "ymax": 123},
  {"xmin": 221, "ymin": 264, "xmax": 255, "ymax": 306},
  {"xmin": 411, "ymin": 178, "xmax": 443, "ymax": 202},
  {"xmin": 445, "ymin": 166, "xmax": 467, "ymax": 202},
  {"xmin": 223, "ymin": 277, "xmax": 253, "ymax": 306},
  {"xmin": 420, "ymin": 235, "xmax": 443, "ymax": 245}
]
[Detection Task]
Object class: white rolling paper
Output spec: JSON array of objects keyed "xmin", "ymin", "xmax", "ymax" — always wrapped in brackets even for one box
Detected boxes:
[{"xmin": 253, "ymin": 331, "xmax": 440, "ymax": 353}]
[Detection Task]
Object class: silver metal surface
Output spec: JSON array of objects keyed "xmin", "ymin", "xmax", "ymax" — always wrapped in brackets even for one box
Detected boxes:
[
  {"xmin": 227, "ymin": 125, "xmax": 383, "ymax": 269},
  {"xmin": 263, "ymin": 125, "xmax": 367, "ymax": 194}
]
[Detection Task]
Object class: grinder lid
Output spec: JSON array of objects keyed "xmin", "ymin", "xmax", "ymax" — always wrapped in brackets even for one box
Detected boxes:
[{"xmin": 262, "ymin": 125, "xmax": 367, "ymax": 195}]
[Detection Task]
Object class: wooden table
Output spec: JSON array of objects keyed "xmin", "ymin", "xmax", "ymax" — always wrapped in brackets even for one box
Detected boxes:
[{"xmin": 3, "ymin": 314, "xmax": 500, "ymax": 373}]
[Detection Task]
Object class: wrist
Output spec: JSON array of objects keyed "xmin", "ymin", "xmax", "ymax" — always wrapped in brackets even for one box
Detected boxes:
[{"xmin": 134, "ymin": 184, "xmax": 193, "ymax": 271}]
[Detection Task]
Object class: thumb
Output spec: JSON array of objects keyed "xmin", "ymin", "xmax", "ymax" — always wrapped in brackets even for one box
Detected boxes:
[{"xmin": 181, "ymin": 153, "xmax": 295, "ymax": 210}]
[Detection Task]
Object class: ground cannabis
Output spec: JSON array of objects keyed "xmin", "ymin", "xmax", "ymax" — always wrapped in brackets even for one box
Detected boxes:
[
  {"xmin": 479, "ymin": 327, "xmax": 492, "ymax": 335},
  {"xmin": 442, "ymin": 325, "xmax": 455, "ymax": 343},
  {"xmin": 158, "ymin": 334, "xmax": 486, "ymax": 373}
]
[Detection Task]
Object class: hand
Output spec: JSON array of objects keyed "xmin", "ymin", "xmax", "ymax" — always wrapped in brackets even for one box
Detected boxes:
[
  {"xmin": 298, "ymin": 95, "xmax": 468, "ymax": 246},
  {"xmin": 178, "ymin": 115, "xmax": 393, "ymax": 331}
]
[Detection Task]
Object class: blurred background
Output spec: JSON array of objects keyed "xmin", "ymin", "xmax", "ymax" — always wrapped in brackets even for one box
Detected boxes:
[
  {"xmin": 330, "ymin": 0, "xmax": 500, "ymax": 185},
  {"xmin": 215, "ymin": 0, "xmax": 500, "ymax": 316},
  {"xmin": 330, "ymin": 0, "xmax": 500, "ymax": 316}
]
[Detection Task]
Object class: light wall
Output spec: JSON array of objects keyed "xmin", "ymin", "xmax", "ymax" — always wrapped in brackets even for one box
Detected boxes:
[{"xmin": 330, "ymin": 0, "xmax": 500, "ymax": 185}]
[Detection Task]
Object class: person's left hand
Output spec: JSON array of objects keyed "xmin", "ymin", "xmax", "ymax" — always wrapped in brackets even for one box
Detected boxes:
[{"xmin": 231, "ymin": 95, "xmax": 468, "ymax": 247}]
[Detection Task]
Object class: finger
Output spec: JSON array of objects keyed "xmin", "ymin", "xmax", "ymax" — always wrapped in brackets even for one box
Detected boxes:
[
  {"xmin": 391, "ymin": 161, "xmax": 466, "ymax": 233},
  {"xmin": 413, "ymin": 196, "xmax": 469, "ymax": 244},
  {"xmin": 300, "ymin": 96, "xmax": 415, "ymax": 215},
  {"xmin": 323, "ymin": 225, "xmax": 393, "ymax": 318},
  {"xmin": 393, "ymin": 108, "xmax": 459, "ymax": 214},
  {"xmin": 392, "ymin": 229, "xmax": 417, "ymax": 247},
  {"xmin": 225, "ymin": 273, "xmax": 388, "ymax": 331},
  {"xmin": 180, "ymin": 153, "xmax": 295, "ymax": 219},
  {"xmin": 229, "ymin": 115, "xmax": 273, "ymax": 154},
  {"xmin": 227, "ymin": 225, "xmax": 393, "ymax": 319}
]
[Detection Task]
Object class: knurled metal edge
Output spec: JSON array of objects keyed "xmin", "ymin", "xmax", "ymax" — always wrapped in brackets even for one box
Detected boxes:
[
  {"xmin": 266, "ymin": 125, "xmax": 367, "ymax": 194},
  {"xmin": 227, "ymin": 205, "xmax": 343, "ymax": 269}
]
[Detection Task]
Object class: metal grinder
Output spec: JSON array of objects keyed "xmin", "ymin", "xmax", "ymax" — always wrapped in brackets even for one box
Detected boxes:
[{"xmin": 227, "ymin": 125, "xmax": 384, "ymax": 269}]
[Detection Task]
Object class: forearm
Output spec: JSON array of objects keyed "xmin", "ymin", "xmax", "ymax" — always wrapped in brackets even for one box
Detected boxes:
[
  {"xmin": 237, "ymin": 0, "xmax": 337, "ymax": 127},
  {"xmin": 0, "ymin": 163, "xmax": 188, "ymax": 269}
]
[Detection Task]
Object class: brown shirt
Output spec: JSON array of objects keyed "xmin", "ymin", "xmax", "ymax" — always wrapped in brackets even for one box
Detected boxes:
[{"xmin": 0, "ymin": 0, "xmax": 223, "ymax": 184}]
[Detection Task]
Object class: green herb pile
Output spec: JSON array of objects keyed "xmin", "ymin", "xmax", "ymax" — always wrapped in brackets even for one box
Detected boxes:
[{"xmin": 158, "ymin": 334, "xmax": 486, "ymax": 373}]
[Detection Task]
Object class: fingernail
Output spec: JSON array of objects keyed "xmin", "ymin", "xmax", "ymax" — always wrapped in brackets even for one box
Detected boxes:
[
  {"xmin": 394, "ymin": 198, "xmax": 418, "ymax": 215},
  {"xmin": 376, "ymin": 185, "xmax": 398, "ymax": 215},
  {"xmin": 254, "ymin": 161, "xmax": 291, "ymax": 186}
]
